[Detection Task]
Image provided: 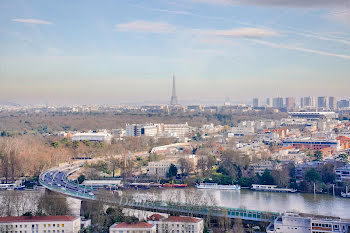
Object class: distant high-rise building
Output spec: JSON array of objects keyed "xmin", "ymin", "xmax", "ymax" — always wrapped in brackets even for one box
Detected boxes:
[
  {"xmin": 328, "ymin": 96, "xmax": 336, "ymax": 109},
  {"xmin": 285, "ymin": 97, "xmax": 295, "ymax": 110},
  {"xmin": 253, "ymin": 98, "xmax": 261, "ymax": 107},
  {"xmin": 273, "ymin": 97, "xmax": 284, "ymax": 109},
  {"xmin": 337, "ymin": 99, "xmax": 350, "ymax": 108},
  {"xmin": 170, "ymin": 75, "xmax": 178, "ymax": 106},
  {"xmin": 266, "ymin": 98, "xmax": 272, "ymax": 107},
  {"xmin": 317, "ymin": 96, "xmax": 328, "ymax": 108},
  {"xmin": 301, "ymin": 96, "xmax": 315, "ymax": 108}
]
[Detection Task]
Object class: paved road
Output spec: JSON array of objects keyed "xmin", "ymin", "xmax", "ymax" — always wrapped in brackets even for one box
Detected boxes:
[{"xmin": 40, "ymin": 164, "xmax": 96, "ymax": 200}]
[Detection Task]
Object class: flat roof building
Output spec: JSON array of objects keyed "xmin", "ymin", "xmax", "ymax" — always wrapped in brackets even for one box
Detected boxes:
[{"xmin": 0, "ymin": 215, "xmax": 81, "ymax": 233}]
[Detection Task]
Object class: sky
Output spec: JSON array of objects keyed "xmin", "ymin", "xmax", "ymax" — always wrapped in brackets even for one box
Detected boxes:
[{"xmin": 0, "ymin": 0, "xmax": 350, "ymax": 105}]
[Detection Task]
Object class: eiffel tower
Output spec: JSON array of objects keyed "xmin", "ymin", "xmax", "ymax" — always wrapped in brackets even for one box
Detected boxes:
[{"xmin": 170, "ymin": 75, "xmax": 178, "ymax": 105}]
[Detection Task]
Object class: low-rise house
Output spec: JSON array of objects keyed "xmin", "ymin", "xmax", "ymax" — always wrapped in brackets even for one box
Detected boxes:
[{"xmin": 0, "ymin": 215, "xmax": 81, "ymax": 233}]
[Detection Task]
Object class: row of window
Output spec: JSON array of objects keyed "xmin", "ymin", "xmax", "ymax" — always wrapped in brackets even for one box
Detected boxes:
[
  {"xmin": 312, "ymin": 223, "xmax": 334, "ymax": 228},
  {"xmin": 5, "ymin": 224, "xmax": 65, "ymax": 229},
  {"xmin": 6, "ymin": 231, "xmax": 65, "ymax": 233}
]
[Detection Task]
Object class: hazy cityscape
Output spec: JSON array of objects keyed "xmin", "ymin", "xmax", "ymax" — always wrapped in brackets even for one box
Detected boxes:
[{"xmin": 1, "ymin": 0, "xmax": 350, "ymax": 233}]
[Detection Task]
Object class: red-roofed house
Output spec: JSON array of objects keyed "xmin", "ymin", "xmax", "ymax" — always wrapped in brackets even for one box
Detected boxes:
[
  {"xmin": 0, "ymin": 215, "xmax": 81, "ymax": 233},
  {"xmin": 109, "ymin": 222, "xmax": 156, "ymax": 233},
  {"xmin": 337, "ymin": 136, "xmax": 350, "ymax": 149}
]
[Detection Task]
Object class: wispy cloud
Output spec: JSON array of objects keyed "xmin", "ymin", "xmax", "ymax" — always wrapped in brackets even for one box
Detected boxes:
[
  {"xmin": 116, "ymin": 20, "xmax": 278, "ymax": 39},
  {"xmin": 12, "ymin": 18, "xmax": 53, "ymax": 25},
  {"xmin": 326, "ymin": 10, "xmax": 350, "ymax": 27},
  {"xmin": 199, "ymin": 27, "xmax": 279, "ymax": 38},
  {"xmin": 189, "ymin": 0, "xmax": 350, "ymax": 8},
  {"xmin": 252, "ymin": 39, "xmax": 350, "ymax": 59},
  {"xmin": 115, "ymin": 20, "xmax": 177, "ymax": 34}
]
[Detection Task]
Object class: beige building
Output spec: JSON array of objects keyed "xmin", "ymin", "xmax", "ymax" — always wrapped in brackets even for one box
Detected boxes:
[
  {"xmin": 0, "ymin": 215, "xmax": 81, "ymax": 233},
  {"xmin": 147, "ymin": 215, "xmax": 204, "ymax": 233},
  {"xmin": 109, "ymin": 222, "xmax": 156, "ymax": 233}
]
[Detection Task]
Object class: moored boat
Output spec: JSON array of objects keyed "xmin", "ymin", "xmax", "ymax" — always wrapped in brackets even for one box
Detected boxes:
[
  {"xmin": 162, "ymin": 183, "xmax": 188, "ymax": 188},
  {"xmin": 341, "ymin": 186, "xmax": 350, "ymax": 198},
  {"xmin": 251, "ymin": 184, "xmax": 297, "ymax": 193},
  {"xmin": 196, "ymin": 183, "xmax": 241, "ymax": 190}
]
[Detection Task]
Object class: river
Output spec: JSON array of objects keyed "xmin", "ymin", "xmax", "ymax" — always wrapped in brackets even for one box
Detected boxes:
[
  {"xmin": 1, "ymin": 188, "xmax": 350, "ymax": 219},
  {"xmin": 140, "ymin": 188, "xmax": 350, "ymax": 219}
]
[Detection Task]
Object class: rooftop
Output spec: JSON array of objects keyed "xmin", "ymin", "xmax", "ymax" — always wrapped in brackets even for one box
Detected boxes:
[
  {"xmin": 147, "ymin": 214, "xmax": 166, "ymax": 221},
  {"xmin": 112, "ymin": 222, "xmax": 153, "ymax": 229},
  {"xmin": 0, "ymin": 215, "xmax": 78, "ymax": 223},
  {"xmin": 163, "ymin": 216, "xmax": 202, "ymax": 223}
]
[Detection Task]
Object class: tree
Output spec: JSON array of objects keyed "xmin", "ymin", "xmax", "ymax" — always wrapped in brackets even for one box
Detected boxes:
[
  {"xmin": 233, "ymin": 218, "xmax": 245, "ymax": 233},
  {"xmin": 271, "ymin": 168, "xmax": 290, "ymax": 187},
  {"xmin": 320, "ymin": 163, "xmax": 335, "ymax": 184},
  {"xmin": 109, "ymin": 157, "xmax": 121, "ymax": 178},
  {"xmin": 37, "ymin": 192, "xmax": 70, "ymax": 216},
  {"xmin": 305, "ymin": 168, "xmax": 321, "ymax": 183},
  {"xmin": 178, "ymin": 158, "xmax": 194, "ymax": 176},
  {"xmin": 258, "ymin": 169, "xmax": 275, "ymax": 185},
  {"xmin": 314, "ymin": 151, "xmax": 323, "ymax": 161},
  {"xmin": 167, "ymin": 164, "xmax": 178, "ymax": 178},
  {"xmin": 78, "ymin": 175, "xmax": 85, "ymax": 184}
]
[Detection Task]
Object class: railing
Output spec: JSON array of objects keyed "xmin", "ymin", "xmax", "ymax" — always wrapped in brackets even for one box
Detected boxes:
[{"xmin": 39, "ymin": 169, "xmax": 96, "ymax": 200}]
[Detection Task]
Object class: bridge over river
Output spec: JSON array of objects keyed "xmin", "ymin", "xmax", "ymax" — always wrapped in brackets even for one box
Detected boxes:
[{"xmin": 39, "ymin": 165, "xmax": 280, "ymax": 222}]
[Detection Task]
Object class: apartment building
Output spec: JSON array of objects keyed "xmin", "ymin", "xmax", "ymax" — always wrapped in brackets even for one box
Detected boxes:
[
  {"xmin": 248, "ymin": 160, "xmax": 282, "ymax": 176},
  {"xmin": 147, "ymin": 215, "xmax": 204, "ymax": 233},
  {"xmin": 267, "ymin": 212, "xmax": 350, "ymax": 233},
  {"xmin": 146, "ymin": 161, "xmax": 178, "ymax": 177},
  {"xmin": 162, "ymin": 123, "xmax": 190, "ymax": 138},
  {"xmin": 109, "ymin": 222, "xmax": 156, "ymax": 233},
  {"xmin": 0, "ymin": 215, "xmax": 81, "ymax": 233},
  {"xmin": 282, "ymin": 139, "xmax": 340, "ymax": 151},
  {"xmin": 335, "ymin": 164, "xmax": 350, "ymax": 182}
]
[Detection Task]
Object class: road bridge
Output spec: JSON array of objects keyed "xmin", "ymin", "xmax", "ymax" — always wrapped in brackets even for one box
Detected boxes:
[{"xmin": 39, "ymin": 166, "xmax": 279, "ymax": 222}]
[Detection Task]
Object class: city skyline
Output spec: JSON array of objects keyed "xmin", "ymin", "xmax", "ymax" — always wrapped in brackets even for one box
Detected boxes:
[{"xmin": 0, "ymin": 0, "xmax": 349, "ymax": 105}]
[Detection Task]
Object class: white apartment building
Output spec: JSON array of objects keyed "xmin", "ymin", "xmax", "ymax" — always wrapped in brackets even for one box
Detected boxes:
[
  {"xmin": 72, "ymin": 132, "xmax": 112, "ymax": 143},
  {"xmin": 225, "ymin": 127, "xmax": 255, "ymax": 138},
  {"xmin": 147, "ymin": 215, "xmax": 204, "ymax": 233},
  {"xmin": 267, "ymin": 212, "xmax": 350, "ymax": 233},
  {"xmin": 109, "ymin": 222, "xmax": 156, "ymax": 233},
  {"xmin": 162, "ymin": 123, "xmax": 190, "ymax": 138},
  {"xmin": 0, "ymin": 215, "xmax": 81, "ymax": 233},
  {"xmin": 335, "ymin": 164, "xmax": 350, "ymax": 182}
]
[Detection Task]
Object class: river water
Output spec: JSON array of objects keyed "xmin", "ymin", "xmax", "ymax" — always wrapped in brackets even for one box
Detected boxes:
[
  {"xmin": 140, "ymin": 188, "xmax": 350, "ymax": 219},
  {"xmin": 2, "ymin": 188, "xmax": 350, "ymax": 219}
]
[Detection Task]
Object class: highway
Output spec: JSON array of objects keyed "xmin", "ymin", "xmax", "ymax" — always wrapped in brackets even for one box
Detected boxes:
[{"xmin": 39, "ymin": 164, "xmax": 96, "ymax": 200}]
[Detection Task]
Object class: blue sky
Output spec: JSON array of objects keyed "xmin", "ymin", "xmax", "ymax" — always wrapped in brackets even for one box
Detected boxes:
[{"xmin": 0, "ymin": 0, "xmax": 349, "ymax": 105}]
